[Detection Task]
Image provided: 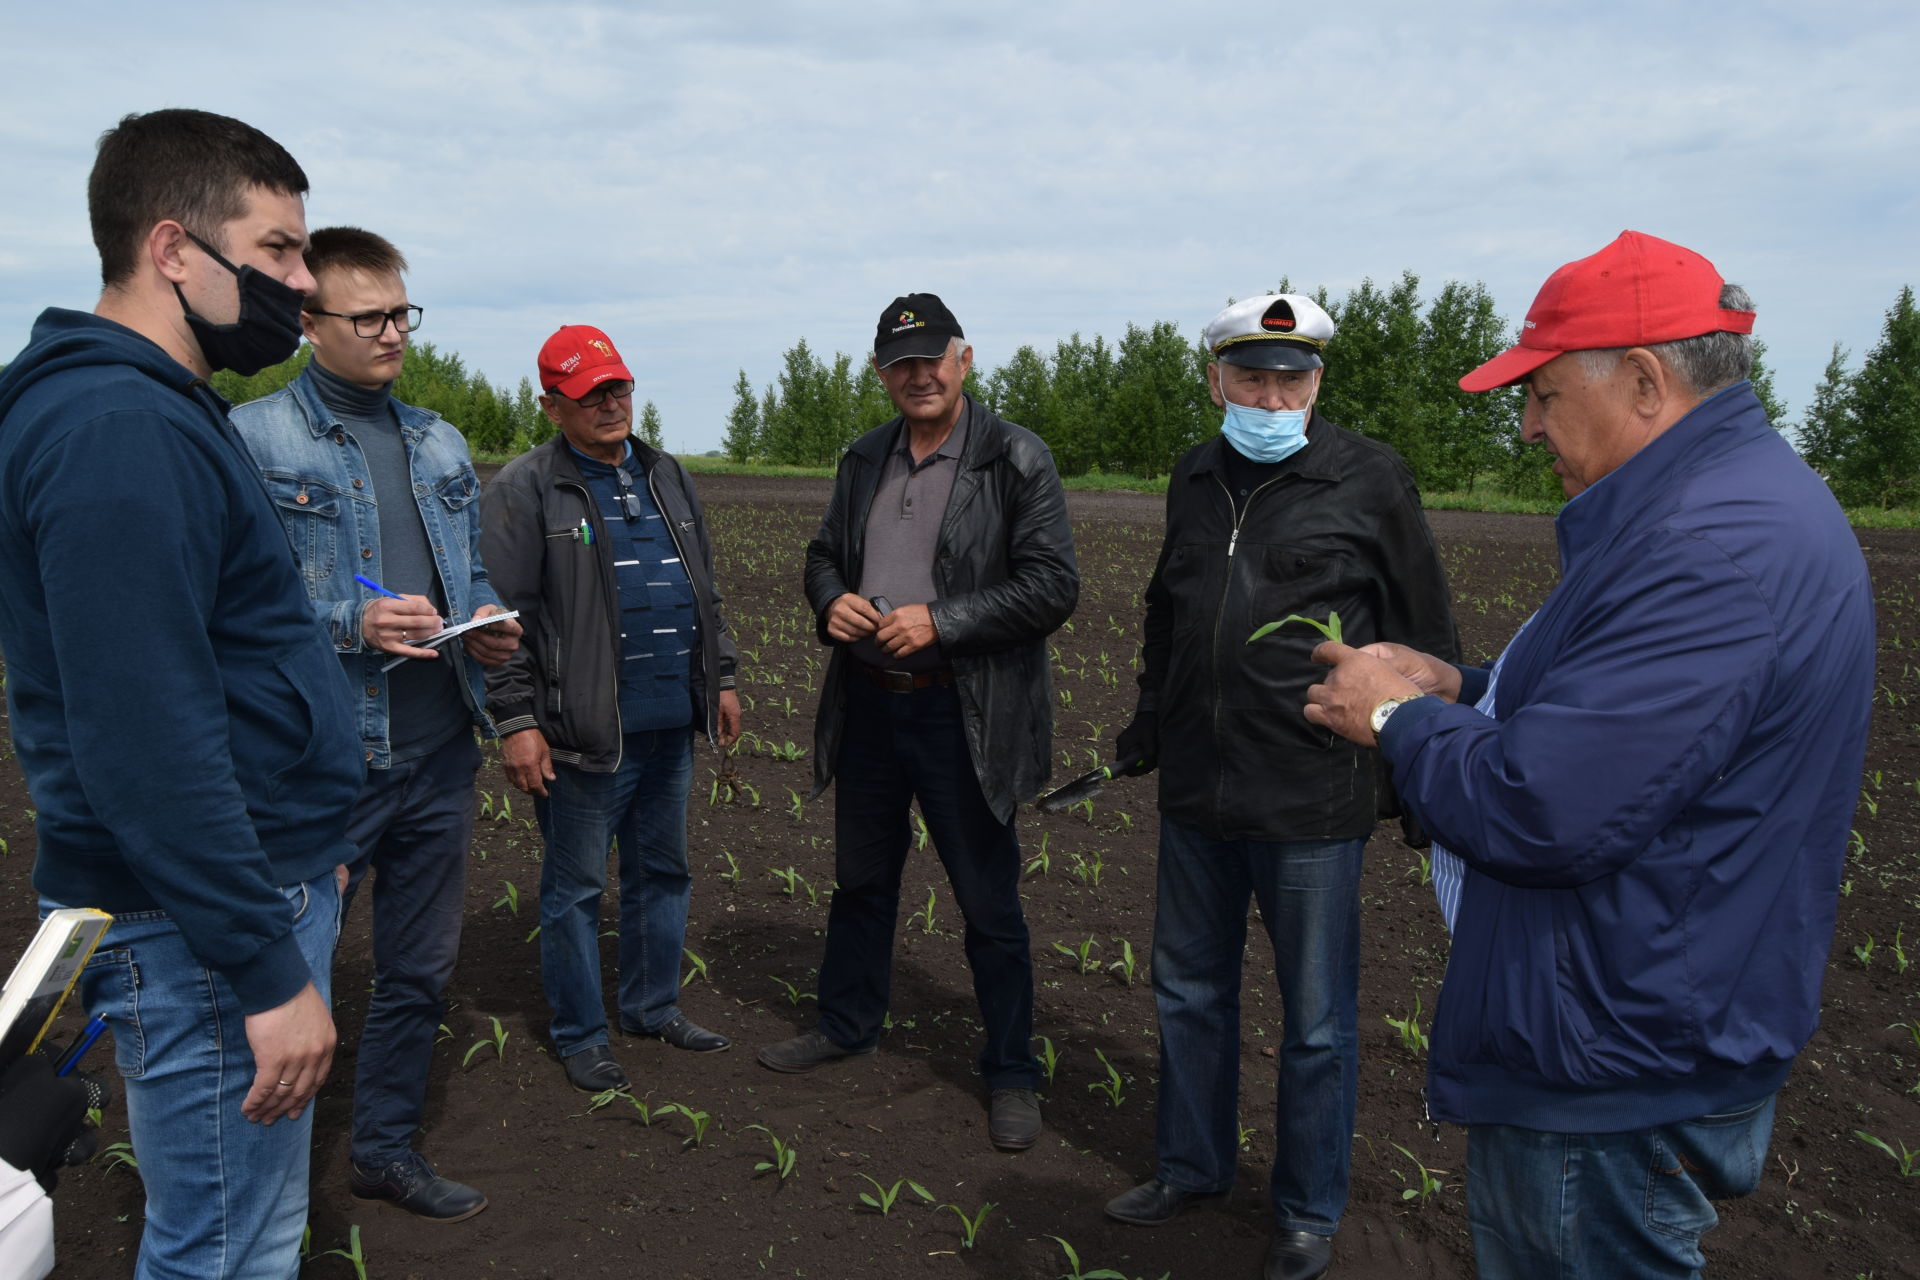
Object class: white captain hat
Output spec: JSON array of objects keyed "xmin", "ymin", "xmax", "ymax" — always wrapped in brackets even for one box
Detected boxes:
[{"xmin": 1202, "ymin": 293, "xmax": 1336, "ymax": 370}]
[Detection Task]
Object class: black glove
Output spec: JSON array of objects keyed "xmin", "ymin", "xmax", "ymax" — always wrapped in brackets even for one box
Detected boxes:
[
  {"xmin": 0, "ymin": 1053, "xmax": 103, "ymax": 1192},
  {"xmin": 1115, "ymin": 710, "xmax": 1158, "ymax": 776}
]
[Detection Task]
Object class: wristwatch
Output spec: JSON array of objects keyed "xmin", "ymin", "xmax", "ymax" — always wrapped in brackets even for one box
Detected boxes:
[{"xmin": 1369, "ymin": 696, "xmax": 1419, "ymax": 737}]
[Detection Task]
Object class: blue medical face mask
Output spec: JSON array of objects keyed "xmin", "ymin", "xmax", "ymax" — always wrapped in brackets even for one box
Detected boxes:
[{"xmin": 1218, "ymin": 369, "xmax": 1317, "ymax": 463}]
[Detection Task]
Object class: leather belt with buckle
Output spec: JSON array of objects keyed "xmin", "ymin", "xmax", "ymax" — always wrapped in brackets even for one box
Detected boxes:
[{"xmin": 853, "ymin": 660, "xmax": 955, "ymax": 693}]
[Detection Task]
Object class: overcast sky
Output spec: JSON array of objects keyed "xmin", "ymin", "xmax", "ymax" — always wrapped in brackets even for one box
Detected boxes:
[{"xmin": 3, "ymin": 1, "xmax": 1915, "ymax": 454}]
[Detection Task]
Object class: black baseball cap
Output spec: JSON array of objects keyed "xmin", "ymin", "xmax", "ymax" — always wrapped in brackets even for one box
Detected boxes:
[{"xmin": 874, "ymin": 293, "xmax": 964, "ymax": 368}]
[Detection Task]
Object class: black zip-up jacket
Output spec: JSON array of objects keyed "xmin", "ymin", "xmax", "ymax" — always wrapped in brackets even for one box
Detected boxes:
[
  {"xmin": 806, "ymin": 399, "xmax": 1079, "ymax": 823},
  {"xmin": 480, "ymin": 435, "xmax": 737, "ymax": 771},
  {"xmin": 1138, "ymin": 418, "xmax": 1457, "ymax": 840}
]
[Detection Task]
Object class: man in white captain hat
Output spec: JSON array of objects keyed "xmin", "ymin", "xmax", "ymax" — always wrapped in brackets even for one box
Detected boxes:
[{"xmin": 1106, "ymin": 292, "xmax": 1457, "ymax": 1280}]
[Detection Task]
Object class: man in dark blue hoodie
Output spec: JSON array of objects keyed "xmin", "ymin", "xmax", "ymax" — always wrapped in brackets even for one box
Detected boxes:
[
  {"xmin": 1306, "ymin": 233, "xmax": 1875, "ymax": 1280},
  {"xmin": 0, "ymin": 109, "xmax": 362, "ymax": 1279}
]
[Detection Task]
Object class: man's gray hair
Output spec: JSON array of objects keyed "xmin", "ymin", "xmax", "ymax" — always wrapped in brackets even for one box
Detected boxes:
[
  {"xmin": 1576, "ymin": 285, "xmax": 1755, "ymax": 396},
  {"xmin": 948, "ymin": 336, "xmax": 972, "ymax": 361}
]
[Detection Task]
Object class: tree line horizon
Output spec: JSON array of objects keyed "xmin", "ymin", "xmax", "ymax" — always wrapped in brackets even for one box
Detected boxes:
[{"xmin": 192, "ymin": 275, "xmax": 1917, "ymax": 509}]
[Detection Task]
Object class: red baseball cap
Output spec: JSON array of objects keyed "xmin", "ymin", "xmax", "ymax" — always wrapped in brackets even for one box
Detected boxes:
[
  {"xmin": 538, "ymin": 324, "xmax": 633, "ymax": 399},
  {"xmin": 1460, "ymin": 231, "xmax": 1756, "ymax": 392}
]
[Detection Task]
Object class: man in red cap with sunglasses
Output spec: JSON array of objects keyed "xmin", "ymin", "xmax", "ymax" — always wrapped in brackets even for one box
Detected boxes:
[
  {"xmin": 1304, "ymin": 232, "xmax": 1874, "ymax": 1279},
  {"xmin": 481, "ymin": 325, "xmax": 741, "ymax": 1096}
]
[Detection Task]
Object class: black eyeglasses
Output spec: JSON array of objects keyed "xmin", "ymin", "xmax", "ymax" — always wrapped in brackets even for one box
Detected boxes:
[
  {"xmin": 572, "ymin": 380, "xmax": 635, "ymax": 410},
  {"xmin": 307, "ymin": 306, "xmax": 424, "ymax": 338},
  {"xmin": 613, "ymin": 466, "xmax": 643, "ymax": 521}
]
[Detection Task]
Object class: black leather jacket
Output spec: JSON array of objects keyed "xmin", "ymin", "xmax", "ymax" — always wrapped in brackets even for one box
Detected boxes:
[
  {"xmin": 479, "ymin": 436, "xmax": 737, "ymax": 772},
  {"xmin": 806, "ymin": 399, "xmax": 1079, "ymax": 822},
  {"xmin": 1138, "ymin": 418, "xmax": 1457, "ymax": 840}
]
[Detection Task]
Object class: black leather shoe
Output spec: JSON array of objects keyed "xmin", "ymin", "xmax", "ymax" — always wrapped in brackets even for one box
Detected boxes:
[
  {"xmin": 756, "ymin": 1030, "xmax": 875, "ymax": 1073},
  {"xmin": 1104, "ymin": 1177, "xmax": 1224, "ymax": 1225},
  {"xmin": 350, "ymin": 1154, "xmax": 487, "ymax": 1223},
  {"xmin": 1264, "ymin": 1229, "xmax": 1332, "ymax": 1280},
  {"xmin": 988, "ymin": 1087, "xmax": 1042, "ymax": 1151},
  {"xmin": 622, "ymin": 1013, "xmax": 731, "ymax": 1052},
  {"xmin": 561, "ymin": 1044, "xmax": 630, "ymax": 1093}
]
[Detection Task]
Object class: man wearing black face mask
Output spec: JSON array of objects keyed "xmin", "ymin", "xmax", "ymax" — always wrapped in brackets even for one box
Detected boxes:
[{"xmin": 0, "ymin": 110, "xmax": 362, "ymax": 1279}]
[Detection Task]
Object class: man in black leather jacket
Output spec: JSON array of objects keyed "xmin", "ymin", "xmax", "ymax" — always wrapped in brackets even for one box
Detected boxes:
[
  {"xmin": 755, "ymin": 294, "xmax": 1078, "ymax": 1154},
  {"xmin": 1103, "ymin": 294, "xmax": 1456, "ymax": 1280}
]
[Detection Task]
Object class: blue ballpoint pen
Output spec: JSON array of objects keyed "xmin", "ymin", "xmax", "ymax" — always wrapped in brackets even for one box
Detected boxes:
[
  {"xmin": 56, "ymin": 1014, "xmax": 107, "ymax": 1077},
  {"xmin": 354, "ymin": 574, "xmax": 406, "ymax": 600}
]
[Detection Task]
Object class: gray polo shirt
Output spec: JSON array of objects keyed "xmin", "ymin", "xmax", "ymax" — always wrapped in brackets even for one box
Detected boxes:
[{"xmin": 851, "ymin": 415, "xmax": 968, "ymax": 672}]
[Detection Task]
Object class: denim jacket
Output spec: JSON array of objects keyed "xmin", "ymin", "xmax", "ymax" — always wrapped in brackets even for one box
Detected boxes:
[{"xmin": 230, "ymin": 367, "xmax": 501, "ymax": 767}]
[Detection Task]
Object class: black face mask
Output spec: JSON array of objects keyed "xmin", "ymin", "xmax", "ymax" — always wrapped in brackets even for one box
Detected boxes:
[{"xmin": 173, "ymin": 231, "xmax": 305, "ymax": 376}]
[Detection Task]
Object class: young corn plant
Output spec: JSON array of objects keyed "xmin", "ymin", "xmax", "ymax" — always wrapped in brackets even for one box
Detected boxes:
[
  {"xmin": 462, "ymin": 1016, "xmax": 508, "ymax": 1067},
  {"xmin": 1854, "ymin": 934, "xmax": 1877, "ymax": 967},
  {"xmin": 99, "ymin": 1141, "xmax": 139, "ymax": 1173},
  {"xmin": 906, "ymin": 886, "xmax": 939, "ymax": 935},
  {"xmin": 1892, "ymin": 924, "xmax": 1910, "ymax": 975},
  {"xmin": 1054, "ymin": 936, "xmax": 1100, "ymax": 975},
  {"xmin": 1038, "ymin": 1035, "xmax": 1063, "ymax": 1085},
  {"xmin": 744, "ymin": 1124, "xmax": 799, "ymax": 1180},
  {"xmin": 1853, "ymin": 1130, "xmax": 1920, "ymax": 1177},
  {"xmin": 1025, "ymin": 832, "xmax": 1052, "ymax": 877},
  {"xmin": 1107, "ymin": 937, "xmax": 1138, "ymax": 986},
  {"xmin": 660, "ymin": 1102, "xmax": 712, "ymax": 1148},
  {"xmin": 1391, "ymin": 1142, "xmax": 1447, "ymax": 1203},
  {"xmin": 681, "ymin": 948, "xmax": 709, "ymax": 988},
  {"xmin": 492, "ymin": 880, "xmax": 520, "ymax": 915},
  {"xmin": 941, "ymin": 1200, "xmax": 996, "ymax": 1249},
  {"xmin": 1248, "ymin": 610, "xmax": 1343, "ymax": 646},
  {"xmin": 717, "ymin": 849, "xmax": 743, "ymax": 883},
  {"xmin": 769, "ymin": 740, "xmax": 807, "ymax": 762},
  {"xmin": 1384, "ymin": 995, "xmax": 1430, "ymax": 1055},
  {"xmin": 1088, "ymin": 1048, "xmax": 1125, "ymax": 1108},
  {"xmin": 768, "ymin": 975, "xmax": 815, "ymax": 1006},
  {"xmin": 785, "ymin": 787, "xmax": 806, "ymax": 820},
  {"xmin": 768, "ymin": 865, "xmax": 805, "ymax": 897},
  {"xmin": 1050, "ymin": 1235, "xmax": 1152, "ymax": 1280},
  {"xmin": 320, "ymin": 1225, "xmax": 370, "ymax": 1280},
  {"xmin": 855, "ymin": 1174, "xmax": 934, "ymax": 1215}
]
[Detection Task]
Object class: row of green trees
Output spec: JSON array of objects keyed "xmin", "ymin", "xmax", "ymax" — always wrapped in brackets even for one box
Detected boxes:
[
  {"xmin": 1796, "ymin": 286, "xmax": 1920, "ymax": 509},
  {"xmin": 187, "ymin": 277, "xmax": 1915, "ymax": 509}
]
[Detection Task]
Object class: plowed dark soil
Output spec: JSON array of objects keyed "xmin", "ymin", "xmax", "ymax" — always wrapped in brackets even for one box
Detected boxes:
[{"xmin": 8, "ymin": 474, "xmax": 1917, "ymax": 1279}]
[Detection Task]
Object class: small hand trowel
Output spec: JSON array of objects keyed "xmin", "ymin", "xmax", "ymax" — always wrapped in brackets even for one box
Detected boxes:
[{"xmin": 1035, "ymin": 759, "xmax": 1140, "ymax": 813}]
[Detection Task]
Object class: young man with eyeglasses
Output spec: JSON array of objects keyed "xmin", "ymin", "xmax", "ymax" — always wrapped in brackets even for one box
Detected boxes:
[
  {"xmin": 230, "ymin": 226, "xmax": 521, "ymax": 1223},
  {"xmin": 479, "ymin": 325, "xmax": 741, "ymax": 1095}
]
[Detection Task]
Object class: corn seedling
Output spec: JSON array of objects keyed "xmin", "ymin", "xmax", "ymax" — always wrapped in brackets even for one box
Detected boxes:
[
  {"xmin": 1108, "ymin": 937, "xmax": 1137, "ymax": 986},
  {"xmin": 856, "ymin": 1173, "xmax": 933, "ymax": 1215},
  {"xmin": 1893, "ymin": 925, "xmax": 1910, "ymax": 975},
  {"xmin": 913, "ymin": 810, "xmax": 931, "ymax": 851},
  {"xmin": 320, "ymin": 1225, "xmax": 370, "ymax": 1280},
  {"xmin": 1384, "ymin": 995, "xmax": 1430, "ymax": 1055},
  {"xmin": 1854, "ymin": 934, "xmax": 1876, "ymax": 967},
  {"xmin": 768, "ymin": 865, "xmax": 804, "ymax": 897},
  {"xmin": 1392, "ymin": 1142, "xmax": 1447, "ymax": 1203},
  {"xmin": 1026, "ymin": 832, "xmax": 1052, "ymax": 877},
  {"xmin": 1408, "ymin": 851, "xmax": 1432, "ymax": 885},
  {"xmin": 1088, "ymin": 1048, "xmax": 1125, "ymax": 1108},
  {"xmin": 768, "ymin": 975, "xmax": 815, "ymax": 1006},
  {"xmin": 941, "ymin": 1200, "xmax": 996, "ymax": 1248},
  {"xmin": 1853, "ymin": 1129, "xmax": 1920, "ymax": 1177},
  {"xmin": 682, "ymin": 948, "xmax": 709, "ymax": 987},
  {"xmin": 582, "ymin": 1088, "xmax": 664, "ymax": 1124},
  {"xmin": 786, "ymin": 787, "xmax": 806, "ymax": 820},
  {"xmin": 1038, "ymin": 1035, "xmax": 1063, "ymax": 1084},
  {"xmin": 1054, "ymin": 936, "xmax": 1100, "ymax": 975},
  {"xmin": 660, "ymin": 1102, "xmax": 712, "ymax": 1147},
  {"xmin": 907, "ymin": 886, "xmax": 938, "ymax": 934},
  {"xmin": 1068, "ymin": 850, "xmax": 1105, "ymax": 887},
  {"xmin": 1238, "ymin": 1114, "xmax": 1256, "ymax": 1149},
  {"xmin": 492, "ymin": 880, "xmax": 520, "ymax": 915},
  {"xmin": 718, "ymin": 849, "xmax": 743, "ymax": 882},
  {"xmin": 745, "ymin": 1124, "xmax": 799, "ymax": 1180},
  {"xmin": 770, "ymin": 740, "xmax": 807, "ymax": 762},
  {"xmin": 99, "ymin": 1141, "xmax": 139, "ymax": 1173},
  {"xmin": 1891, "ymin": 1019, "xmax": 1920, "ymax": 1053},
  {"xmin": 1248, "ymin": 610, "xmax": 1343, "ymax": 646},
  {"xmin": 1050, "ymin": 1236, "xmax": 1145, "ymax": 1280},
  {"xmin": 462, "ymin": 1016, "xmax": 508, "ymax": 1067}
]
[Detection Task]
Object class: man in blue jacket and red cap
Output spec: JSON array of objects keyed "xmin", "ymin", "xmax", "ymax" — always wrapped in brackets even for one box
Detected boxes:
[{"xmin": 1305, "ymin": 231, "xmax": 1874, "ymax": 1279}]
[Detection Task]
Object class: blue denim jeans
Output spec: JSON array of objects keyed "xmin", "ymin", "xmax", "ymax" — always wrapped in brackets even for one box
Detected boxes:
[
  {"xmin": 817, "ymin": 679, "xmax": 1038, "ymax": 1087},
  {"xmin": 71, "ymin": 870, "xmax": 339, "ymax": 1280},
  {"xmin": 535, "ymin": 727, "xmax": 693, "ymax": 1055},
  {"xmin": 1151, "ymin": 817, "xmax": 1365, "ymax": 1235},
  {"xmin": 339, "ymin": 731, "xmax": 480, "ymax": 1168},
  {"xmin": 1467, "ymin": 1093, "xmax": 1776, "ymax": 1280}
]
